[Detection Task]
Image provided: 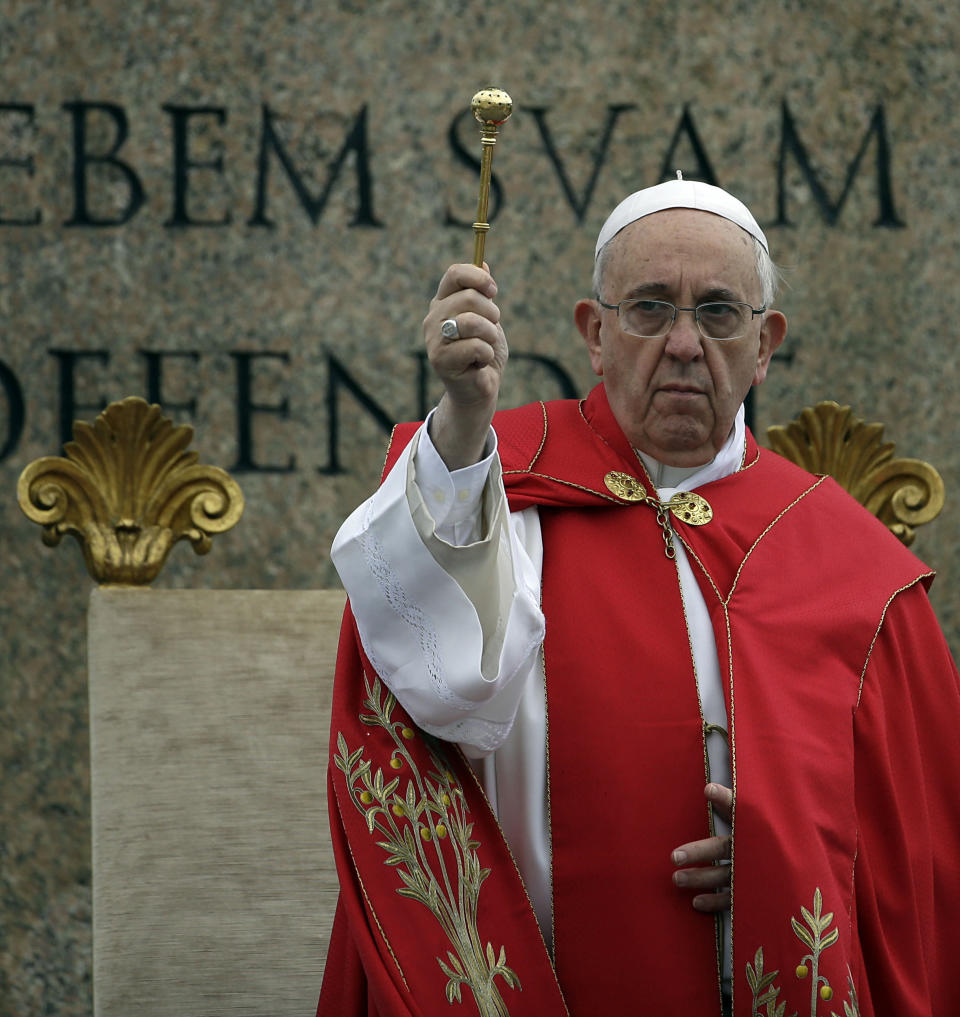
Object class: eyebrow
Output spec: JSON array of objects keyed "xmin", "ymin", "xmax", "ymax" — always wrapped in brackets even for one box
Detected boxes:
[
  {"xmin": 621, "ymin": 283, "xmax": 745, "ymax": 302},
  {"xmin": 622, "ymin": 283, "xmax": 671, "ymax": 299}
]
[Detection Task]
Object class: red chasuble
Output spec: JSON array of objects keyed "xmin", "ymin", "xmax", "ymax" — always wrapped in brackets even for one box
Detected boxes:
[{"xmin": 319, "ymin": 384, "xmax": 960, "ymax": 1017}]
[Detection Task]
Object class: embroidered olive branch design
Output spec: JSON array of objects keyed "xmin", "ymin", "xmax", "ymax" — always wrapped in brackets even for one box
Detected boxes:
[
  {"xmin": 828, "ymin": 972, "xmax": 861, "ymax": 1017},
  {"xmin": 746, "ymin": 889, "xmax": 860, "ymax": 1017},
  {"xmin": 746, "ymin": 946, "xmax": 793, "ymax": 1017},
  {"xmin": 334, "ymin": 673, "xmax": 520, "ymax": 1017},
  {"xmin": 792, "ymin": 888, "xmax": 839, "ymax": 1012}
]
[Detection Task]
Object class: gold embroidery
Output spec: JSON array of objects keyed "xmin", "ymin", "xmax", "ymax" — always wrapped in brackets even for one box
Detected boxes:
[
  {"xmin": 745, "ymin": 888, "xmax": 860, "ymax": 1017},
  {"xmin": 744, "ymin": 946, "xmax": 784, "ymax": 1017},
  {"xmin": 335, "ymin": 673, "xmax": 520, "ymax": 1016},
  {"xmin": 792, "ymin": 888, "xmax": 840, "ymax": 1012}
]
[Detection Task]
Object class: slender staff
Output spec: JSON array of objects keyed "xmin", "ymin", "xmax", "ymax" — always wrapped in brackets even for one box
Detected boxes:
[{"xmin": 470, "ymin": 88, "xmax": 513, "ymax": 267}]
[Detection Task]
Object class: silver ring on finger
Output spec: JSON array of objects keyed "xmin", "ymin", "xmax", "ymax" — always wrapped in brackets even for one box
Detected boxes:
[{"xmin": 440, "ymin": 318, "xmax": 461, "ymax": 340}]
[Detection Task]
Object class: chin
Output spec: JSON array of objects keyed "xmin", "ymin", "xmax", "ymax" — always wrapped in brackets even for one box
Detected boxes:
[
  {"xmin": 656, "ymin": 419, "xmax": 712, "ymax": 452},
  {"xmin": 659, "ymin": 447, "xmax": 717, "ymax": 468}
]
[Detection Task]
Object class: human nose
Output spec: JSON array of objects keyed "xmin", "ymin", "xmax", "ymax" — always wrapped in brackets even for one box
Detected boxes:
[{"xmin": 663, "ymin": 306, "xmax": 704, "ymax": 360}]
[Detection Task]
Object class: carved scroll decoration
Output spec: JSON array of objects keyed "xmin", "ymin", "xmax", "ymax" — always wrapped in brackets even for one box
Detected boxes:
[
  {"xmin": 18, "ymin": 397, "xmax": 244, "ymax": 584},
  {"xmin": 766, "ymin": 401, "xmax": 945, "ymax": 546}
]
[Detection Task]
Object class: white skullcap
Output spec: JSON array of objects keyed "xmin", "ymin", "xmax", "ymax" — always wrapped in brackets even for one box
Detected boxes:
[{"xmin": 595, "ymin": 177, "xmax": 768, "ymax": 258}]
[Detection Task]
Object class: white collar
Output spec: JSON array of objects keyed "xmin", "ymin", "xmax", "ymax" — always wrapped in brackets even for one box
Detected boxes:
[{"xmin": 636, "ymin": 404, "xmax": 746, "ymax": 495}]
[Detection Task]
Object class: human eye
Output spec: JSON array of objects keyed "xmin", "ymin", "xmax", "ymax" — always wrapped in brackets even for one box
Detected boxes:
[
  {"xmin": 622, "ymin": 299, "xmax": 672, "ymax": 336},
  {"xmin": 699, "ymin": 301, "xmax": 739, "ymax": 319},
  {"xmin": 698, "ymin": 301, "xmax": 746, "ymax": 338}
]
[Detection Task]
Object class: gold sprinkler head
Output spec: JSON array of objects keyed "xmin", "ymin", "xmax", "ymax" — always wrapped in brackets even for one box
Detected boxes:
[{"xmin": 471, "ymin": 87, "xmax": 513, "ymax": 127}]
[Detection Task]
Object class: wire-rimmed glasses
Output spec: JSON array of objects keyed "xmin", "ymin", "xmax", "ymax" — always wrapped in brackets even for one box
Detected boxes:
[{"xmin": 597, "ymin": 298, "xmax": 766, "ymax": 340}]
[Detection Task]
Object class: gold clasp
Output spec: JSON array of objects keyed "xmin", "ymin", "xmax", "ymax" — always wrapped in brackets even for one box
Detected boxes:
[
  {"xmin": 603, "ymin": 471, "xmax": 712, "ymax": 559},
  {"xmin": 603, "ymin": 470, "xmax": 649, "ymax": 502},
  {"xmin": 665, "ymin": 491, "xmax": 713, "ymax": 526}
]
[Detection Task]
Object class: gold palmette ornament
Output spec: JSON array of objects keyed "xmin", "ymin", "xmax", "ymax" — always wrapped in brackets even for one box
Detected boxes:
[
  {"xmin": 17, "ymin": 397, "xmax": 244, "ymax": 584},
  {"xmin": 766, "ymin": 401, "xmax": 944, "ymax": 546},
  {"xmin": 470, "ymin": 87, "xmax": 513, "ymax": 267}
]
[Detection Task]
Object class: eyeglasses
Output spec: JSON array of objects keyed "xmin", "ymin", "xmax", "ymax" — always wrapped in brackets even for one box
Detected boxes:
[{"xmin": 597, "ymin": 298, "xmax": 766, "ymax": 340}]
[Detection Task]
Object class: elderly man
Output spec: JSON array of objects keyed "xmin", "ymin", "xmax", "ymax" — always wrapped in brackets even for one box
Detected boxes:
[{"xmin": 318, "ymin": 180, "xmax": 960, "ymax": 1017}]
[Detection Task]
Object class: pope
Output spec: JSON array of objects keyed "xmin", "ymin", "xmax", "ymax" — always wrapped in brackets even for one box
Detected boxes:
[{"xmin": 319, "ymin": 178, "xmax": 960, "ymax": 1017}]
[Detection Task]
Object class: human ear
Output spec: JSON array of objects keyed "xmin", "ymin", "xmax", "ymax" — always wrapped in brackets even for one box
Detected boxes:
[
  {"xmin": 753, "ymin": 310, "xmax": 787, "ymax": 385},
  {"xmin": 574, "ymin": 299, "xmax": 604, "ymax": 377}
]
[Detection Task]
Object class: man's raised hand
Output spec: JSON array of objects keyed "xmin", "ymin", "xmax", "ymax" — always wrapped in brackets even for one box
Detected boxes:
[{"xmin": 423, "ymin": 263, "xmax": 507, "ymax": 470}]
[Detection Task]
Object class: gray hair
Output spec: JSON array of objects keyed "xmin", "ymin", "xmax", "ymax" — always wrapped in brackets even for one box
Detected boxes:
[{"xmin": 592, "ymin": 233, "xmax": 782, "ymax": 308}]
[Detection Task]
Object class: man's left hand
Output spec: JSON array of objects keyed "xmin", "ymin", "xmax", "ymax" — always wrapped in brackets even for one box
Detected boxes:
[{"xmin": 671, "ymin": 783, "xmax": 733, "ymax": 913}]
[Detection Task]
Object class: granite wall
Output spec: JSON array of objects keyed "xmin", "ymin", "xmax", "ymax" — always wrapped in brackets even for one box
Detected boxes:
[{"xmin": 1, "ymin": 1, "xmax": 957, "ymax": 1014}]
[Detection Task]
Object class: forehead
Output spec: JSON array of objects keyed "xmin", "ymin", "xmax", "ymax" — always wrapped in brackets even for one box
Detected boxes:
[{"xmin": 604, "ymin": 208, "xmax": 759, "ymax": 295}]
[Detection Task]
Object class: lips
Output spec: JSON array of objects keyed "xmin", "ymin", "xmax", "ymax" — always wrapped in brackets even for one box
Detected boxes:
[{"xmin": 658, "ymin": 384, "xmax": 706, "ymax": 397}]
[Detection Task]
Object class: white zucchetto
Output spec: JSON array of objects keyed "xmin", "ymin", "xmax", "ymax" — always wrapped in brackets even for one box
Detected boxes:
[{"xmin": 595, "ymin": 177, "xmax": 768, "ymax": 258}]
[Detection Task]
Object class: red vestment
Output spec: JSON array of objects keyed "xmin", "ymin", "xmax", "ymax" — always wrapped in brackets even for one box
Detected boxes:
[{"xmin": 319, "ymin": 385, "xmax": 960, "ymax": 1016}]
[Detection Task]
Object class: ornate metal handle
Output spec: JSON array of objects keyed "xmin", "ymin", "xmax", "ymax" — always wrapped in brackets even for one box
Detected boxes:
[{"xmin": 469, "ymin": 87, "xmax": 513, "ymax": 267}]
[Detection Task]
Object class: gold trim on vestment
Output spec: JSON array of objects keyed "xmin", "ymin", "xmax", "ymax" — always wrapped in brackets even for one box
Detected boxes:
[
  {"xmin": 383, "ymin": 423, "xmax": 405, "ymax": 479},
  {"xmin": 539, "ymin": 639, "xmax": 573, "ymax": 1017},
  {"xmin": 854, "ymin": 573, "xmax": 934, "ymax": 708},
  {"xmin": 525, "ymin": 402, "xmax": 550, "ymax": 471},
  {"xmin": 676, "ymin": 476, "xmax": 827, "ymax": 607},
  {"xmin": 740, "ymin": 438, "xmax": 761, "ymax": 472},
  {"xmin": 343, "ymin": 828, "xmax": 411, "ymax": 990},
  {"xmin": 728, "ymin": 477, "xmax": 828, "ymax": 601},
  {"xmin": 500, "ymin": 468, "xmax": 624, "ymax": 503},
  {"xmin": 722, "ymin": 601, "xmax": 737, "ymax": 1009}
]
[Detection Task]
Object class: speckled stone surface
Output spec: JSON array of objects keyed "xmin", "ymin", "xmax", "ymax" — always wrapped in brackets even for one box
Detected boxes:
[{"xmin": 1, "ymin": 2, "xmax": 957, "ymax": 1014}]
